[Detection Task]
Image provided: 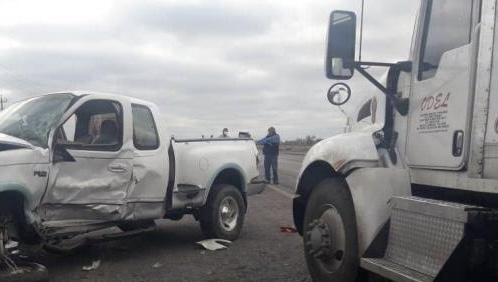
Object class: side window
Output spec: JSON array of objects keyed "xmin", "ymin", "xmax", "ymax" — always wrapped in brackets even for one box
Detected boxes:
[
  {"xmin": 418, "ymin": 0, "xmax": 473, "ymax": 80},
  {"xmin": 59, "ymin": 100, "xmax": 123, "ymax": 151},
  {"xmin": 132, "ymin": 104, "xmax": 159, "ymax": 150},
  {"xmin": 357, "ymin": 99, "xmax": 372, "ymax": 122}
]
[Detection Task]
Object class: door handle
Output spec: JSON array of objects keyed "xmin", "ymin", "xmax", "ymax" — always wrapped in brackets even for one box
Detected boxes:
[
  {"xmin": 108, "ymin": 163, "xmax": 128, "ymax": 173},
  {"xmin": 452, "ymin": 130, "xmax": 464, "ymax": 157}
]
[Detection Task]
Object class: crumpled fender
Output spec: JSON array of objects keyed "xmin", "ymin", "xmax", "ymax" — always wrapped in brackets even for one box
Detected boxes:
[
  {"xmin": 0, "ymin": 183, "xmax": 38, "ymax": 224},
  {"xmin": 298, "ymin": 131, "xmax": 379, "ymax": 178}
]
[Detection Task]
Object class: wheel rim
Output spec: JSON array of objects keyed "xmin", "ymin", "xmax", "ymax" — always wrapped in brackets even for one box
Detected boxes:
[
  {"xmin": 305, "ymin": 204, "xmax": 346, "ymax": 274},
  {"xmin": 218, "ymin": 196, "xmax": 239, "ymax": 232}
]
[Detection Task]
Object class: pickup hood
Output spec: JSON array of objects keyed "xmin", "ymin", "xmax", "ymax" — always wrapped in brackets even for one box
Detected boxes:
[
  {"xmin": 0, "ymin": 133, "xmax": 35, "ymax": 150},
  {"xmin": 0, "ymin": 133, "xmax": 48, "ymax": 166}
]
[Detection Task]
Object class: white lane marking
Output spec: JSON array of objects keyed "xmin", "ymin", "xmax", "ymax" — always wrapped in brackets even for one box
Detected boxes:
[{"xmin": 267, "ymin": 184, "xmax": 296, "ymax": 199}]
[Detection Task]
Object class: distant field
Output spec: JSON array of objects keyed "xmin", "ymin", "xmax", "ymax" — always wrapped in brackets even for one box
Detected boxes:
[
  {"xmin": 280, "ymin": 145, "xmax": 311, "ymax": 154},
  {"xmin": 256, "ymin": 144, "xmax": 312, "ymax": 155},
  {"xmin": 253, "ymin": 144, "xmax": 309, "ymax": 155}
]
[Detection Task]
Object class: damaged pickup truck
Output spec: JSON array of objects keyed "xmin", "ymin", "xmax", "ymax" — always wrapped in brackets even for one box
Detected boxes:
[{"xmin": 0, "ymin": 92, "xmax": 264, "ymax": 272}]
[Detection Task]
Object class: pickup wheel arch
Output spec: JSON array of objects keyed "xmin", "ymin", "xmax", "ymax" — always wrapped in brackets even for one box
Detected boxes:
[
  {"xmin": 0, "ymin": 191, "xmax": 40, "ymax": 244},
  {"xmin": 210, "ymin": 168, "xmax": 247, "ymax": 210},
  {"xmin": 293, "ymin": 161, "xmax": 343, "ymax": 235}
]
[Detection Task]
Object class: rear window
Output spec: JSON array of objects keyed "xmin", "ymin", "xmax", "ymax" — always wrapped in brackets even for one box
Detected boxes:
[{"xmin": 132, "ymin": 104, "xmax": 159, "ymax": 150}]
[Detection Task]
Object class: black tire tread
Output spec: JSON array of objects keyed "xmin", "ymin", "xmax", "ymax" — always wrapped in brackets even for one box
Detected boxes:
[
  {"xmin": 303, "ymin": 177, "xmax": 360, "ymax": 282},
  {"xmin": 200, "ymin": 184, "xmax": 245, "ymax": 241}
]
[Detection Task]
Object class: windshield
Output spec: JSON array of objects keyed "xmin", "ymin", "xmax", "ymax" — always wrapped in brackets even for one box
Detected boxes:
[{"xmin": 0, "ymin": 93, "xmax": 75, "ymax": 148}]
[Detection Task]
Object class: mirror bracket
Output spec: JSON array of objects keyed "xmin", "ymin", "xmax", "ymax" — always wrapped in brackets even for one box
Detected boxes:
[
  {"xmin": 53, "ymin": 143, "xmax": 76, "ymax": 163},
  {"xmin": 354, "ymin": 61, "xmax": 410, "ymax": 116}
]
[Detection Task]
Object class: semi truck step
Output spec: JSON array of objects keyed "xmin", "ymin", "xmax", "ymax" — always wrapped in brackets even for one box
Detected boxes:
[
  {"xmin": 361, "ymin": 258, "xmax": 433, "ymax": 282},
  {"xmin": 362, "ymin": 196, "xmax": 486, "ymax": 282}
]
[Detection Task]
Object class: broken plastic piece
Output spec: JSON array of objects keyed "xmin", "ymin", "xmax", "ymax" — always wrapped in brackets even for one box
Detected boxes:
[
  {"xmin": 152, "ymin": 262, "xmax": 162, "ymax": 268},
  {"xmin": 280, "ymin": 226, "xmax": 298, "ymax": 233},
  {"xmin": 5, "ymin": 240, "xmax": 19, "ymax": 250},
  {"xmin": 196, "ymin": 239, "xmax": 231, "ymax": 251},
  {"xmin": 82, "ymin": 260, "xmax": 101, "ymax": 271}
]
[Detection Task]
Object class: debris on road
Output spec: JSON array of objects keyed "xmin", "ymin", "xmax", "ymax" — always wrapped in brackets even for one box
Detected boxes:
[
  {"xmin": 196, "ymin": 239, "xmax": 231, "ymax": 251},
  {"xmin": 280, "ymin": 226, "xmax": 298, "ymax": 233},
  {"xmin": 82, "ymin": 260, "xmax": 101, "ymax": 271},
  {"xmin": 5, "ymin": 240, "xmax": 19, "ymax": 250},
  {"xmin": 152, "ymin": 262, "xmax": 162, "ymax": 268}
]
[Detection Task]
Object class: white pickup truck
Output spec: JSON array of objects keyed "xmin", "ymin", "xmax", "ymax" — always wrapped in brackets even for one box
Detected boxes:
[{"xmin": 0, "ymin": 92, "xmax": 264, "ymax": 257}]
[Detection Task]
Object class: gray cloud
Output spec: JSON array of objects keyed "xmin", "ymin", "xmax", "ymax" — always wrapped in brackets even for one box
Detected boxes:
[
  {"xmin": 0, "ymin": 0, "xmax": 418, "ymax": 140},
  {"xmin": 122, "ymin": 1, "xmax": 276, "ymax": 38}
]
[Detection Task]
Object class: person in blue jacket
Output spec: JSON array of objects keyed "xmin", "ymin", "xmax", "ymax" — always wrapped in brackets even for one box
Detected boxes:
[{"xmin": 257, "ymin": 127, "xmax": 280, "ymax": 184}]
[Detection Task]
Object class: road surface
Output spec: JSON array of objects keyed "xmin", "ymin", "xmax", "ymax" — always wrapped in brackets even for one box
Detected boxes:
[
  {"xmin": 31, "ymin": 152, "xmax": 309, "ymax": 282},
  {"xmin": 276, "ymin": 152, "xmax": 305, "ymax": 190}
]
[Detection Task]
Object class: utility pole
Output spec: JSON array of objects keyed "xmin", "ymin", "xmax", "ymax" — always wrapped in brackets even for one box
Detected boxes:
[{"xmin": 0, "ymin": 95, "xmax": 6, "ymax": 111}]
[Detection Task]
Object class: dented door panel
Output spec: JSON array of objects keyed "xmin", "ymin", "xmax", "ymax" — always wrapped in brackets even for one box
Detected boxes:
[
  {"xmin": 125, "ymin": 102, "xmax": 169, "ymax": 219},
  {"xmin": 40, "ymin": 95, "xmax": 135, "ymax": 224},
  {"xmin": 40, "ymin": 149, "xmax": 133, "ymax": 222},
  {"xmin": 126, "ymin": 153, "xmax": 168, "ymax": 219}
]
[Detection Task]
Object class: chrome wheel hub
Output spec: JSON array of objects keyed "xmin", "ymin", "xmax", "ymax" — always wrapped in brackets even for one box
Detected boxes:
[
  {"xmin": 305, "ymin": 205, "xmax": 346, "ymax": 272},
  {"xmin": 219, "ymin": 196, "xmax": 239, "ymax": 232}
]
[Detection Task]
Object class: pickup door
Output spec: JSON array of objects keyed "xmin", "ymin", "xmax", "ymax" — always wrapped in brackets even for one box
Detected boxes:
[{"xmin": 39, "ymin": 96, "xmax": 168, "ymax": 225}]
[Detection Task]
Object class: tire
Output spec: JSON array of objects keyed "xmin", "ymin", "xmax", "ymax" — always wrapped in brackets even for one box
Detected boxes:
[
  {"xmin": 200, "ymin": 184, "xmax": 245, "ymax": 241},
  {"xmin": 0, "ymin": 261, "xmax": 49, "ymax": 282},
  {"xmin": 303, "ymin": 178, "xmax": 360, "ymax": 282}
]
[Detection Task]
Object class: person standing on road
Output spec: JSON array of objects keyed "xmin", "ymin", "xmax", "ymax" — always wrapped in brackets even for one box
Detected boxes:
[
  {"xmin": 257, "ymin": 127, "xmax": 280, "ymax": 185},
  {"xmin": 219, "ymin": 128, "xmax": 230, "ymax": 138}
]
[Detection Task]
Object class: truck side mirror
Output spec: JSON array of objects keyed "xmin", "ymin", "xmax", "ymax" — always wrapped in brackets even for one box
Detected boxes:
[
  {"xmin": 327, "ymin": 82, "xmax": 351, "ymax": 106},
  {"xmin": 325, "ymin": 10, "xmax": 357, "ymax": 80},
  {"xmin": 53, "ymin": 142, "xmax": 75, "ymax": 163}
]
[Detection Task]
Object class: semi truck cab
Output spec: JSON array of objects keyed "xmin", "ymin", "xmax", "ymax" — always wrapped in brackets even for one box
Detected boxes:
[{"xmin": 294, "ymin": 1, "xmax": 498, "ymax": 281}]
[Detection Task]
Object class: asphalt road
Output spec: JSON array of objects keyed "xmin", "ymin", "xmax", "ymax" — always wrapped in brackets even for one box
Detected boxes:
[
  {"xmin": 31, "ymin": 152, "xmax": 309, "ymax": 282},
  {"xmin": 275, "ymin": 153, "xmax": 305, "ymax": 190}
]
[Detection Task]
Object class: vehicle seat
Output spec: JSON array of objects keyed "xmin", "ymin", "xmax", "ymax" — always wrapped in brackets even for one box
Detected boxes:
[{"xmin": 93, "ymin": 120, "xmax": 118, "ymax": 145}]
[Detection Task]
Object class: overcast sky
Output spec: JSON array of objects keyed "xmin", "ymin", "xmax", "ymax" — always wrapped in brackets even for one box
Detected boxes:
[{"xmin": 0, "ymin": 0, "xmax": 419, "ymax": 140}]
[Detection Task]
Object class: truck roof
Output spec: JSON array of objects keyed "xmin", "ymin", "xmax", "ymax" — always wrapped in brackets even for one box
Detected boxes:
[{"xmin": 46, "ymin": 91, "xmax": 157, "ymax": 108}]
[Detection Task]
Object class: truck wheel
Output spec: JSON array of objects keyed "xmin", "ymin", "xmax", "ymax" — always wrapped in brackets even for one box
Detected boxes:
[
  {"xmin": 303, "ymin": 178, "xmax": 359, "ymax": 282},
  {"xmin": 0, "ymin": 261, "xmax": 49, "ymax": 282},
  {"xmin": 200, "ymin": 184, "xmax": 245, "ymax": 241}
]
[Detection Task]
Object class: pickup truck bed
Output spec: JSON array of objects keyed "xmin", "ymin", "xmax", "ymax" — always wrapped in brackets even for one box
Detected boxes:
[{"xmin": 169, "ymin": 138, "xmax": 264, "ymax": 211}]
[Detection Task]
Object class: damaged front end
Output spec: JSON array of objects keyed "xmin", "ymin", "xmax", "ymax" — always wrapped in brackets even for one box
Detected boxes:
[
  {"xmin": 0, "ymin": 141, "xmax": 51, "ymax": 249},
  {"xmin": 0, "ymin": 93, "xmax": 76, "ymax": 247}
]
